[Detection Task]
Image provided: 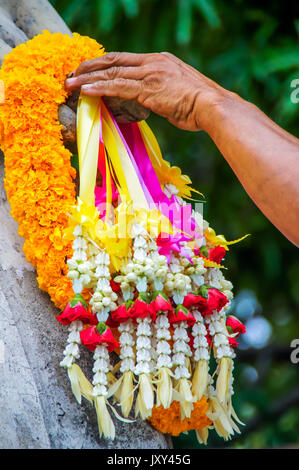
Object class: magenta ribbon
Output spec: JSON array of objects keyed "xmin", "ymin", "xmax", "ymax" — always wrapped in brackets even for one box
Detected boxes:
[
  {"xmin": 119, "ymin": 122, "xmax": 199, "ymax": 237},
  {"xmin": 156, "ymin": 232, "xmax": 193, "ymax": 263},
  {"xmin": 119, "ymin": 123, "xmax": 168, "ymax": 206}
]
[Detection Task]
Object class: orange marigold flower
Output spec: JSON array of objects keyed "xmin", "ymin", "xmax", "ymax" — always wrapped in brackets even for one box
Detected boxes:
[{"xmin": 148, "ymin": 397, "xmax": 212, "ymax": 436}]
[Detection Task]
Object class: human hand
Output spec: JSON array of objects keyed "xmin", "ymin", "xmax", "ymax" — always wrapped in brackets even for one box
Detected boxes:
[{"xmin": 65, "ymin": 52, "xmax": 228, "ymax": 132}]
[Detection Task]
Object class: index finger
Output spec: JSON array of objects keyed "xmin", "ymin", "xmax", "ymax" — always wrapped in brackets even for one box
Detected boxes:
[{"xmin": 74, "ymin": 52, "xmax": 147, "ymax": 77}]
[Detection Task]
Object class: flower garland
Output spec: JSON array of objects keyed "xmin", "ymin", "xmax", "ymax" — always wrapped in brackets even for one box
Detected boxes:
[
  {"xmin": 0, "ymin": 31, "xmax": 104, "ymax": 309},
  {"xmin": 0, "ymin": 31, "xmax": 248, "ymax": 444}
]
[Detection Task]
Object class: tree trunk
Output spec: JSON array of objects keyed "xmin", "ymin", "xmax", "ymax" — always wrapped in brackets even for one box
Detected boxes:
[{"xmin": 0, "ymin": 0, "xmax": 170, "ymax": 449}]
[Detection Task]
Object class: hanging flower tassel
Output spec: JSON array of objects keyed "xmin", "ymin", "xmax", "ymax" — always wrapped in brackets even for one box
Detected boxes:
[
  {"xmin": 93, "ymin": 344, "xmax": 115, "ymax": 440},
  {"xmin": 207, "ymin": 393, "xmax": 235, "ymax": 441},
  {"xmin": 59, "ymin": 221, "xmax": 97, "ymax": 405},
  {"xmin": 195, "ymin": 426, "xmax": 210, "ymax": 446},
  {"xmin": 188, "ymin": 255, "xmax": 206, "ymax": 290},
  {"xmin": 147, "ymin": 240, "xmax": 168, "ymax": 292},
  {"xmin": 119, "ymin": 223, "xmax": 155, "ymax": 419},
  {"xmin": 207, "ymin": 308, "xmax": 234, "ymax": 404},
  {"xmin": 182, "ymin": 292, "xmax": 211, "ymax": 404},
  {"xmin": 107, "ymin": 302, "xmax": 136, "ymax": 417},
  {"xmin": 80, "ymin": 323, "xmax": 119, "ymax": 439},
  {"xmin": 60, "ymin": 320, "xmax": 84, "ymax": 403},
  {"xmin": 169, "ymin": 306, "xmax": 196, "ymax": 419},
  {"xmin": 151, "ymin": 292, "xmax": 174, "ymax": 409},
  {"xmin": 205, "ymin": 307, "xmax": 241, "ymax": 440},
  {"xmin": 86, "ymin": 240, "xmax": 100, "ymax": 289},
  {"xmin": 165, "ymin": 253, "xmax": 192, "ymax": 305},
  {"xmin": 132, "ymin": 294, "xmax": 155, "ymax": 419},
  {"xmin": 190, "ymin": 310, "xmax": 210, "ymax": 401},
  {"xmin": 57, "ymin": 294, "xmax": 97, "ymax": 403},
  {"xmin": 90, "ymin": 250, "xmax": 118, "ymax": 322},
  {"xmin": 67, "ymin": 225, "xmax": 92, "ymax": 294},
  {"xmin": 219, "ymin": 315, "xmax": 246, "ymax": 434}
]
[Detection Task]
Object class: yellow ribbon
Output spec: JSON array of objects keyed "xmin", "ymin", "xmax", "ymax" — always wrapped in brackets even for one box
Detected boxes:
[
  {"xmin": 76, "ymin": 94, "xmax": 102, "ymax": 207},
  {"xmin": 65, "ymin": 197, "xmax": 100, "ymax": 241},
  {"xmin": 204, "ymin": 227, "xmax": 250, "ymax": 251}
]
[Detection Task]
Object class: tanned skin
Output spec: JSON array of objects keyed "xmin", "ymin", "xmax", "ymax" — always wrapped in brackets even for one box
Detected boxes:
[{"xmin": 65, "ymin": 52, "xmax": 299, "ymax": 246}]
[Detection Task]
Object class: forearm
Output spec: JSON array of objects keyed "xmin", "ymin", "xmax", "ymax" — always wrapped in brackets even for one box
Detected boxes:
[{"xmin": 202, "ymin": 90, "xmax": 299, "ymax": 246}]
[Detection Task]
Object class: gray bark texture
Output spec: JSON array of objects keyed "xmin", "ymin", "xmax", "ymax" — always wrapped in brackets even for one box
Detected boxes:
[{"xmin": 0, "ymin": 0, "xmax": 170, "ymax": 450}]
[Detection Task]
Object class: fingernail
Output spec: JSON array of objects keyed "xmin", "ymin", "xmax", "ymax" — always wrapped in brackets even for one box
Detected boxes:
[{"xmin": 65, "ymin": 78, "xmax": 75, "ymax": 85}]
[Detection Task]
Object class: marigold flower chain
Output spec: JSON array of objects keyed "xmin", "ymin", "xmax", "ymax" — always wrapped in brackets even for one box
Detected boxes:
[{"xmin": 0, "ymin": 31, "xmax": 105, "ymax": 308}]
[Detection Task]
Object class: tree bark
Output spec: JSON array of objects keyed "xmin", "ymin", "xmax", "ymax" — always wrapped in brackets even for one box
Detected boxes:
[{"xmin": 0, "ymin": 0, "xmax": 170, "ymax": 449}]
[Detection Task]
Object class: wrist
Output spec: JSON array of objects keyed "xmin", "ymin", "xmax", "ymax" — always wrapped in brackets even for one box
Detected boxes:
[{"xmin": 194, "ymin": 86, "xmax": 239, "ymax": 135}]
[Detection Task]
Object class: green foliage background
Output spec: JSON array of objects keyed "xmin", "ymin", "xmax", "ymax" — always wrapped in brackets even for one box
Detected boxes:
[{"xmin": 50, "ymin": 0, "xmax": 299, "ymax": 449}]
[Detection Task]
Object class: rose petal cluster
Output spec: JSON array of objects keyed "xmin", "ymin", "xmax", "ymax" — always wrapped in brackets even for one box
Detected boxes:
[
  {"xmin": 183, "ymin": 288, "xmax": 228, "ymax": 315},
  {"xmin": 80, "ymin": 324, "xmax": 119, "ymax": 352},
  {"xmin": 208, "ymin": 246, "xmax": 226, "ymax": 264},
  {"xmin": 56, "ymin": 295, "xmax": 98, "ymax": 326},
  {"xmin": 151, "ymin": 292, "xmax": 173, "ymax": 315},
  {"xmin": 169, "ymin": 305, "xmax": 196, "ymax": 327},
  {"xmin": 226, "ymin": 315, "xmax": 246, "ymax": 335},
  {"xmin": 107, "ymin": 303, "xmax": 131, "ymax": 327},
  {"xmin": 226, "ymin": 315, "xmax": 246, "ymax": 348}
]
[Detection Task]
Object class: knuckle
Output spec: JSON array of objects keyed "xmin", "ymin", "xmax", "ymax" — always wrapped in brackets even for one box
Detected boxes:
[
  {"xmin": 142, "ymin": 64, "xmax": 155, "ymax": 76},
  {"xmin": 161, "ymin": 51, "xmax": 173, "ymax": 59},
  {"xmin": 114, "ymin": 77, "xmax": 128, "ymax": 87},
  {"xmin": 76, "ymin": 58, "xmax": 98, "ymax": 75},
  {"xmin": 148, "ymin": 62, "xmax": 167, "ymax": 77},
  {"xmin": 103, "ymin": 67, "xmax": 119, "ymax": 80},
  {"xmin": 76, "ymin": 60, "xmax": 88, "ymax": 74},
  {"xmin": 152, "ymin": 52, "xmax": 163, "ymax": 61},
  {"xmin": 86, "ymin": 71, "xmax": 96, "ymax": 79},
  {"xmin": 78, "ymin": 59, "xmax": 89, "ymax": 69},
  {"xmin": 145, "ymin": 52, "xmax": 161, "ymax": 63},
  {"xmin": 103, "ymin": 52, "xmax": 121, "ymax": 64}
]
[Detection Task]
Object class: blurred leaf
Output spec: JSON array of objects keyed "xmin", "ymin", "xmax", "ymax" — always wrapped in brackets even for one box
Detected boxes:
[
  {"xmin": 192, "ymin": 0, "xmax": 220, "ymax": 28},
  {"xmin": 176, "ymin": 0, "xmax": 192, "ymax": 45},
  {"xmin": 253, "ymin": 18, "xmax": 278, "ymax": 46},
  {"xmin": 152, "ymin": 8, "xmax": 175, "ymax": 51},
  {"xmin": 253, "ymin": 46, "xmax": 299, "ymax": 78},
  {"xmin": 97, "ymin": 0, "xmax": 121, "ymax": 32},
  {"xmin": 120, "ymin": 0, "xmax": 138, "ymax": 18},
  {"xmin": 59, "ymin": 0, "xmax": 84, "ymax": 25}
]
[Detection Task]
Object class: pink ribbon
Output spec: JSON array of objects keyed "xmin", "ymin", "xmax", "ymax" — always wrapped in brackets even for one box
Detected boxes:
[
  {"xmin": 156, "ymin": 232, "xmax": 193, "ymax": 263},
  {"xmin": 119, "ymin": 122, "xmax": 199, "ymax": 237}
]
